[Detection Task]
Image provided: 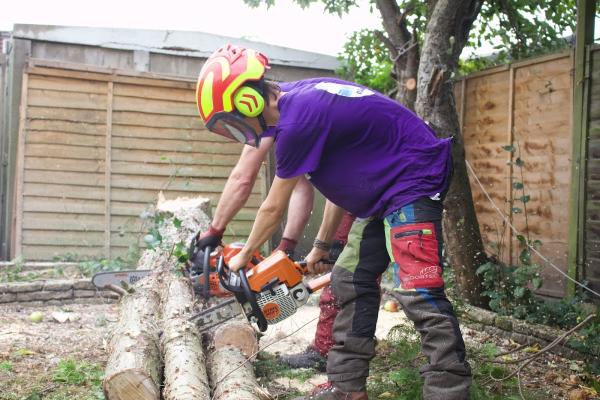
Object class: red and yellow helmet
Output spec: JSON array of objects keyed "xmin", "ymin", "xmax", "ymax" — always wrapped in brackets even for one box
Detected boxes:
[{"xmin": 196, "ymin": 44, "xmax": 269, "ymax": 147}]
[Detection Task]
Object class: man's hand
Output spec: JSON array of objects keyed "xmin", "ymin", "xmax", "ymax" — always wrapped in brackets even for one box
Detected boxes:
[
  {"xmin": 304, "ymin": 246, "xmax": 333, "ymax": 274},
  {"xmin": 193, "ymin": 224, "xmax": 225, "ymax": 251},
  {"xmin": 228, "ymin": 250, "xmax": 251, "ymax": 272}
]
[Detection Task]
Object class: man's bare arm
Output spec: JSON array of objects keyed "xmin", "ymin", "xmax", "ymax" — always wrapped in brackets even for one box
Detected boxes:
[
  {"xmin": 211, "ymin": 137, "xmax": 274, "ymax": 231},
  {"xmin": 280, "ymin": 175, "xmax": 314, "ymax": 241},
  {"xmin": 315, "ymin": 199, "xmax": 345, "ymax": 244},
  {"xmin": 229, "ymin": 176, "xmax": 300, "ymax": 271}
]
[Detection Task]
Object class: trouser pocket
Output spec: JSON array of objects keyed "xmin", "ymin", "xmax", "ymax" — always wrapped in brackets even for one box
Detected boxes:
[{"xmin": 389, "ymin": 222, "xmax": 444, "ymax": 289}]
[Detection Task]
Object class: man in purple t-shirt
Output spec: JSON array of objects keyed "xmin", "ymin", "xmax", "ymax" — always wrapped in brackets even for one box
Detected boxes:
[{"xmin": 196, "ymin": 45, "xmax": 471, "ymax": 400}]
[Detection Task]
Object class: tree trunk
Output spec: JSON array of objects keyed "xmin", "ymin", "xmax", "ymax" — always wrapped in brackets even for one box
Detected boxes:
[
  {"xmin": 161, "ymin": 276, "xmax": 211, "ymax": 400},
  {"xmin": 375, "ymin": 0, "xmax": 420, "ymax": 110},
  {"xmin": 208, "ymin": 321, "xmax": 261, "ymax": 400},
  {"xmin": 415, "ymin": 0, "xmax": 488, "ymax": 307},
  {"xmin": 103, "ymin": 279, "xmax": 162, "ymax": 400}
]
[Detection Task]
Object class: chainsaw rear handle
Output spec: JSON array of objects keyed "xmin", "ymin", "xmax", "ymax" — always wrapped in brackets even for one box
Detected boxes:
[
  {"xmin": 296, "ymin": 259, "xmax": 334, "ymax": 294},
  {"xmin": 296, "ymin": 259, "xmax": 335, "ymax": 274}
]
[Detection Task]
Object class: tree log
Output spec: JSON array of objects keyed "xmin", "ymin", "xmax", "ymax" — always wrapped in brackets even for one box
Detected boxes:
[
  {"xmin": 208, "ymin": 321, "xmax": 261, "ymax": 400},
  {"xmin": 103, "ymin": 194, "xmax": 211, "ymax": 400},
  {"xmin": 161, "ymin": 276, "xmax": 211, "ymax": 400},
  {"xmin": 103, "ymin": 279, "xmax": 162, "ymax": 400},
  {"xmin": 209, "ymin": 346, "xmax": 262, "ymax": 400}
]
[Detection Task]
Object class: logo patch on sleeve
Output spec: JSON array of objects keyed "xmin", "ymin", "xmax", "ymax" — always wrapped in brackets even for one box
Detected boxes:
[{"xmin": 315, "ymin": 82, "xmax": 374, "ymax": 98}]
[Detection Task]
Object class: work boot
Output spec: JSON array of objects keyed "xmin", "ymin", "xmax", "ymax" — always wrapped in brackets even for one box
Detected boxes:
[
  {"xmin": 294, "ymin": 383, "xmax": 368, "ymax": 400},
  {"xmin": 277, "ymin": 346, "xmax": 326, "ymax": 372}
]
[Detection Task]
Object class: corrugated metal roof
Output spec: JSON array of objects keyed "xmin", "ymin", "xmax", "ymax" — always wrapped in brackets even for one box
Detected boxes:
[{"xmin": 12, "ymin": 24, "xmax": 339, "ymax": 71}]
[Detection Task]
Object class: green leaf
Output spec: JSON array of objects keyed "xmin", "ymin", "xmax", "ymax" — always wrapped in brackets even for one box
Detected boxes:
[
  {"xmin": 532, "ymin": 277, "xmax": 543, "ymax": 289},
  {"xmin": 143, "ymin": 234, "xmax": 156, "ymax": 244},
  {"xmin": 512, "ymin": 207, "xmax": 522, "ymax": 214},
  {"xmin": 515, "ymin": 157, "xmax": 524, "ymax": 167},
  {"xmin": 514, "ymin": 286, "xmax": 526, "ymax": 298},
  {"xmin": 519, "ymin": 195, "xmax": 531, "ymax": 203},
  {"xmin": 476, "ymin": 262, "xmax": 494, "ymax": 275},
  {"xmin": 173, "ymin": 242, "xmax": 189, "ymax": 263},
  {"xmin": 516, "ymin": 234, "xmax": 526, "ymax": 244},
  {"xmin": 173, "ymin": 217, "xmax": 182, "ymax": 229},
  {"xmin": 502, "ymin": 145, "xmax": 515, "ymax": 152},
  {"xmin": 520, "ymin": 249, "xmax": 531, "ymax": 265},
  {"xmin": 512, "ymin": 182, "xmax": 524, "ymax": 190}
]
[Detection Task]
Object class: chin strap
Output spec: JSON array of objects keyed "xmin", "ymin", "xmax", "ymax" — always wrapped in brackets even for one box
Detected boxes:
[{"xmin": 258, "ymin": 114, "xmax": 268, "ymax": 133}]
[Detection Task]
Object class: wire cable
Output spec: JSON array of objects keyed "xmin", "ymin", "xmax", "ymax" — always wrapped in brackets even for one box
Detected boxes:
[{"xmin": 464, "ymin": 159, "xmax": 600, "ymax": 299}]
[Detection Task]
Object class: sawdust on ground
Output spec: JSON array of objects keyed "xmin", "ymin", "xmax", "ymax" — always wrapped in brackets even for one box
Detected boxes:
[{"xmin": 0, "ymin": 296, "xmax": 594, "ymax": 399}]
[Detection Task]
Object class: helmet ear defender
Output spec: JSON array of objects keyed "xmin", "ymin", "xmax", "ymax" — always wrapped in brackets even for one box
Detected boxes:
[{"xmin": 233, "ymin": 86, "xmax": 265, "ymax": 118}]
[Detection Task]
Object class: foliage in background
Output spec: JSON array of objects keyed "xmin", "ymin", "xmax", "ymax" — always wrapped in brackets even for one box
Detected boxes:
[
  {"xmin": 468, "ymin": 0, "xmax": 576, "ymax": 60},
  {"xmin": 473, "ymin": 145, "xmax": 600, "ymax": 370},
  {"xmin": 256, "ymin": 0, "xmax": 577, "ymax": 87},
  {"xmin": 337, "ymin": 29, "xmax": 395, "ymax": 94}
]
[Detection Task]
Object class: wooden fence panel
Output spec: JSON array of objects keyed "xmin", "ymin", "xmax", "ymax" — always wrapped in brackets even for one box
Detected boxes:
[
  {"xmin": 586, "ymin": 47, "xmax": 600, "ymax": 292},
  {"xmin": 455, "ymin": 52, "xmax": 573, "ymax": 298},
  {"xmin": 14, "ymin": 71, "xmax": 107, "ymax": 261},
  {"xmin": 511, "ymin": 56, "xmax": 573, "ymax": 297},
  {"xmin": 14, "ymin": 64, "xmax": 267, "ymax": 261},
  {"xmin": 460, "ymin": 70, "xmax": 511, "ymax": 258}
]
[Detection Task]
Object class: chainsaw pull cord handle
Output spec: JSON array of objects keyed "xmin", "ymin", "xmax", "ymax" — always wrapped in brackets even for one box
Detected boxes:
[
  {"xmin": 202, "ymin": 245, "xmax": 213, "ymax": 299},
  {"xmin": 238, "ymin": 269, "xmax": 269, "ymax": 332}
]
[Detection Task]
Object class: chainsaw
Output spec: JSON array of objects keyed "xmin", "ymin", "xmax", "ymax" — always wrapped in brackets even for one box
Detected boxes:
[
  {"xmin": 91, "ymin": 242, "xmax": 263, "ymax": 299},
  {"xmin": 189, "ymin": 250, "xmax": 332, "ymax": 333}
]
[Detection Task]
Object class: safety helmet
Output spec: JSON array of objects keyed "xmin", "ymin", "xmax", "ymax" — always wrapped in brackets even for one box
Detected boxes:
[{"xmin": 196, "ymin": 44, "xmax": 270, "ymax": 147}]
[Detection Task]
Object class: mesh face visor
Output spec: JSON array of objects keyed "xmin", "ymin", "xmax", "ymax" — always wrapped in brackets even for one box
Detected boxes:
[{"xmin": 206, "ymin": 113, "xmax": 260, "ymax": 147}]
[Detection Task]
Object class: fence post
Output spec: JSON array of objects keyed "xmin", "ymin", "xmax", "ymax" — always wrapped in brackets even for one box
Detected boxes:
[
  {"xmin": 567, "ymin": 0, "xmax": 596, "ymax": 298},
  {"xmin": 105, "ymin": 80, "xmax": 114, "ymax": 259}
]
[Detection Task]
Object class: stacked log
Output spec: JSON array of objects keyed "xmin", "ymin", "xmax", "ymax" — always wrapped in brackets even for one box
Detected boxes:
[
  {"xmin": 103, "ymin": 279, "xmax": 162, "ymax": 399},
  {"xmin": 161, "ymin": 276, "xmax": 211, "ymax": 400},
  {"xmin": 209, "ymin": 322, "xmax": 261, "ymax": 400},
  {"xmin": 102, "ymin": 194, "xmax": 264, "ymax": 400}
]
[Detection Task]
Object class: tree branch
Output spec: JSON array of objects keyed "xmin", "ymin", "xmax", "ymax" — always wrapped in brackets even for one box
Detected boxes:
[
  {"xmin": 375, "ymin": 0, "xmax": 411, "ymax": 45},
  {"xmin": 490, "ymin": 314, "xmax": 596, "ymax": 381}
]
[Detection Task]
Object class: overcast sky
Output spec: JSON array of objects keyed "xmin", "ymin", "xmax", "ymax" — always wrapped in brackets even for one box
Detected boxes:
[
  {"xmin": 1, "ymin": 1, "xmax": 596, "ymax": 58},
  {"xmin": 0, "ymin": 0, "xmax": 382, "ymax": 56}
]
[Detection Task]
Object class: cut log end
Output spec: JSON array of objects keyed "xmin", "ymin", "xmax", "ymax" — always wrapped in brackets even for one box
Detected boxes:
[
  {"xmin": 103, "ymin": 369, "xmax": 160, "ymax": 400},
  {"xmin": 213, "ymin": 320, "xmax": 259, "ymax": 359}
]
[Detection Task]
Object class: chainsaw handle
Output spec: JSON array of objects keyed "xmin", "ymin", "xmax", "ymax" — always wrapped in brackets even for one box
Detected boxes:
[
  {"xmin": 238, "ymin": 269, "xmax": 269, "ymax": 332},
  {"xmin": 202, "ymin": 246, "xmax": 212, "ymax": 299},
  {"xmin": 296, "ymin": 259, "xmax": 335, "ymax": 274},
  {"xmin": 217, "ymin": 256, "xmax": 243, "ymax": 293}
]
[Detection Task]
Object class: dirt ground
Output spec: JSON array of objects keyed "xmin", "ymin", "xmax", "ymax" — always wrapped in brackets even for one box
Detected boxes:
[{"xmin": 0, "ymin": 297, "xmax": 597, "ymax": 399}]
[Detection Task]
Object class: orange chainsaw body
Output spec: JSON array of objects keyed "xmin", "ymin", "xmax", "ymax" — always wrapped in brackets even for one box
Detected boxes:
[
  {"xmin": 245, "ymin": 250, "xmax": 304, "ymax": 292},
  {"xmin": 196, "ymin": 243, "xmax": 264, "ymax": 297}
]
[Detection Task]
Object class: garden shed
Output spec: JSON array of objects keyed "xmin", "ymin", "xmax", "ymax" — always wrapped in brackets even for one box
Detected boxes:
[{"xmin": 0, "ymin": 24, "xmax": 338, "ymax": 262}]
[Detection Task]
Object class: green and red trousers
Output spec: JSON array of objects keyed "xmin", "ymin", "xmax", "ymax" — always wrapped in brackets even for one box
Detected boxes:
[{"xmin": 326, "ymin": 198, "xmax": 472, "ymax": 399}]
